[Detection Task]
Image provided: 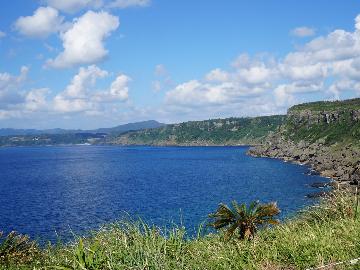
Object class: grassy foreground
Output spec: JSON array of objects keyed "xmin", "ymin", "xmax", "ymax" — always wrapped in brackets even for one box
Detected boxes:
[{"xmin": 2, "ymin": 192, "xmax": 360, "ymax": 270}]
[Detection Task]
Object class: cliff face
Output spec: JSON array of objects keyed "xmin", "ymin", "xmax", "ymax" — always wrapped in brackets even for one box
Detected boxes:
[
  {"xmin": 248, "ymin": 98, "xmax": 360, "ymax": 186},
  {"xmin": 287, "ymin": 108, "xmax": 360, "ymax": 126},
  {"xmin": 283, "ymin": 99, "xmax": 360, "ymax": 144}
]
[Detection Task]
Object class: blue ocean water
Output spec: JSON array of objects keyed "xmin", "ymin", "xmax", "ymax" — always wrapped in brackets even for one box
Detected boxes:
[{"xmin": 0, "ymin": 146, "xmax": 328, "ymax": 242}]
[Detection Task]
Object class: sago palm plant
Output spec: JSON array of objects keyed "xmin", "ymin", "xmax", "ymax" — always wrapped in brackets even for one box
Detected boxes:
[{"xmin": 208, "ymin": 200, "xmax": 280, "ymax": 240}]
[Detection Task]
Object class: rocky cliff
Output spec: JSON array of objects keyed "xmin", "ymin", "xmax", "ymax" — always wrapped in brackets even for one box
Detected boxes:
[
  {"xmin": 248, "ymin": 98, "xmax": 360, "ymax": 187},
  {"xmin": 111, "ymin": 115, "xmax": 286, "ymax": 146}
]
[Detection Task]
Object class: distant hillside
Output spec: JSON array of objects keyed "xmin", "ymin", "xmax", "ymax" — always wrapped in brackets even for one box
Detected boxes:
[
  {"xmin": 111, "ymin": 116, "xmax": 286, "ymax": 146},
  {"xmin": 0, "ymin": 120, "xmax": 164, "ymax": 137},
  {"xmin": 285, "ymin": 98, "xmax": 360, "ymax": 144},
  {"xmin": 0, "ymin": 133, "xmax": 107, "ymax": 147},
  {"xmin": 91, "ymin": 120, "xmax": 164, "ymax": 135},
  {"xmin": 0, "ymin": 120, "xmax": 165, "ymax": 147}
]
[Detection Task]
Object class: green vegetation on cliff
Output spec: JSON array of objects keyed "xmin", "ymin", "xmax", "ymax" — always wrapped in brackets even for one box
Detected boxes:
[
  {"xmin": 285, "ymin": 98, "xmax": 360, "ymax": 144},
  {"xmin": 290, "ymin": 98, "xmax": 360, "ymax": 112},
  {"xmin": 113, "ymin": 115, "xmax": 286, "ymax": 146},
  {"xmin": 111, "ymin": 98, "xmax": 360, "ymax": 147}
]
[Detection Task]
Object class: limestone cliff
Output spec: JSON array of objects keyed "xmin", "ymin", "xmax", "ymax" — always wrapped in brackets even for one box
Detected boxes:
[{"xmin": 249, "ymin": 98, "xmax": 360, "ymax": 186}]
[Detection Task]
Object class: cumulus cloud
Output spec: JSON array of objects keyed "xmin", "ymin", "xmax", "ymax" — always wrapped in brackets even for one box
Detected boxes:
[
  {"xmin": 274, "ymin": 81, "xmax": 323, "ymax": 107},
  {"xmin": 0, "ymin": 67, "xmax": 52, "ymax": 119},
  {"xmin": 107, "ymin": 74, "xmax": 130, "ymax": 100},
  {"xmin": 0, "ymin": 67, "xmax": 29, "ymax": 108},
  {"xmin": 291, "ymin": 26, "xmax": 316, "ymax": 37},
  {"xmin": 205, "ymin": 68, "xmax": 229, "ymax": 82},
  {"xmin": 14, "ymin": 7, "xmax": 64, "ymax": 38},
  {"xmin": 6, "ymin": 13, "xmax": 360, "ymax": 124},
  {"xmin": 164, "ymin": 14, "xmax": 360, "ymax": 116},
  {"xmin": 165, "ymin": 80, "xmax": 231, "ymax": 106},
  {"xmin": 54, "ymin": 65, "xmax": 130, "ymax": 113},
  {"xmin": 166, "ymin": 54, "xmax": 276, "ymax": 109},
  {"xmin": 93, "ymin": 74, "xmax": 130, "ymax": 102},
  {"xmin": 25, "ymin": 88, "xmax": 50, "ymax": 111},
  {"xmin": 163, "ymin": 56, "xmax": 279, "ymax": 112},
  {"xmin": 0, "ymin": 31, "xmax": 6, "ymax": 38},
  {"xmin": 0, "ymin": 65, "xmax": 130, "ymax": 121},
  {"xmin": 47, "ymin": 11, "xmax": 119, "ymax": 68},
  {"xmin": 45, "ymin": 0, "xmax": 103, "ymax": 13},
  {"xmin": 63, "ymin": 65, "xmax": 108, "ymax": 98}
]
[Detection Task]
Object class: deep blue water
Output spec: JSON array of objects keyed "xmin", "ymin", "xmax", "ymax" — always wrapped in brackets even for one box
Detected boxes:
[{"xmin": 0, "ymin": 146, "xmax": 328, "ymax": 242}]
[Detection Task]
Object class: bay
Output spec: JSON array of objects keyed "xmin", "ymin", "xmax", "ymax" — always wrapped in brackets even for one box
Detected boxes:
[{"xmin": 0, "ymin": 146, "xmax": 328, "ymax": 242}]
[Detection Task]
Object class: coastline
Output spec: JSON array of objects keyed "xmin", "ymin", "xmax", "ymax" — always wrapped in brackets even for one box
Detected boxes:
[
  {"xmin": 111, "ymin": 141, "xmax": 359, "ymax": 190},
  {"xmin": 247, "ymin": 136, "xmax": 360, "ymax": 191}
]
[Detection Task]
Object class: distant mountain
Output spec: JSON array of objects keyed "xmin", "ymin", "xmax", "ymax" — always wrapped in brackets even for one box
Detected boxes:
[
  {"xmin": 0, "ymin": 120, "xmax": 165, "ymax": 136},
  {"xmin": 89, "ymin": 120, "xmax": 165, "ymax": 135}
]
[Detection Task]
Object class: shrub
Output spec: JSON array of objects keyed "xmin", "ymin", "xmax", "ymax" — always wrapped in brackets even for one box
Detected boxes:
[{"xmin": 208, "ymin": 200, "xmax": 280, "ymax": 240}]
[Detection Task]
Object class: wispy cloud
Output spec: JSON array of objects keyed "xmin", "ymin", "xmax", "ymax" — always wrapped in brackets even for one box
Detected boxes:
[
  {"xmin": 107, "ymin": 0, "xmax": 150, "ymax": 9},
  {"xmin": 44, "ymin": 0, "xmax": 151, "ymax": 13},
  {"xmin": 163, "ymin": 14, "xmax": 360, "ymax": 117},
  {"xmin": 290, "ymin": 26, "xmax": 316, "ymax": 37}
]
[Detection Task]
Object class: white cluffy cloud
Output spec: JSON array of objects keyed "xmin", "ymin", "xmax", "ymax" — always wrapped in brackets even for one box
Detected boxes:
[
  {"xmin": 47, "ymin": 11, "xmax": 119, "ymax": 68},
  {"xmin": 0, "ymin": 67, "xmax": 50, "ymax": 119},
  {"xmin": 24, "ymin": 88, "xmax": 50, "ymax": 112},
  {"xmin": 107, "ymin": 74, "xmax": 130, "ymax": 100},
  {"xmin": 63, "ymin": 65, "xmax": 109, "ymax": 98},
  {"xmin": 291, "ymin": 26, "xmax": 316, "ymax": 37},
  {"xmin": 0, "ymin": 65, "xmax": 130, "ymax": 120},
  {"xmin": 53, "ymin": 65, "xmax": 130, "ymax": 113},
  {"xmin": 14, "ymin": 7, "xmax": 64, "ymax": 38},
  {"xmin": 166, "ymin": 53, "xmax": 276, "ymax": 108},
  {"xmin": 0, "ymin": 31, "xmax": 6, "ymax": 38},
  {"xmin": 164, "ymin": 14, "xmax": 360, "ymax": 116},
  {"xmin": 0, "ymin": 66, "xmax": 29, "ymax": 109}
]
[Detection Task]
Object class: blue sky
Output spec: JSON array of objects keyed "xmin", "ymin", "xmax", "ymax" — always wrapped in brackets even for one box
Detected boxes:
[{"xmin": 1, "ymin": 0, "xmax": 360, "ymax": 129}]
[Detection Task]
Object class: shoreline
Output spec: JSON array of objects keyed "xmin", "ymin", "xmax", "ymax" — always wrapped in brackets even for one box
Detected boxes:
[{"xmin": 247, "ymin": 137, "xmax": 360, "ymax": 191}]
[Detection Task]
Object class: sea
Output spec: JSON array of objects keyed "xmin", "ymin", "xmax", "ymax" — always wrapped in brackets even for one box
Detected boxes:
[{"xmin": 0, "ymin": 145, "xmax": 329, "ymax": 243}]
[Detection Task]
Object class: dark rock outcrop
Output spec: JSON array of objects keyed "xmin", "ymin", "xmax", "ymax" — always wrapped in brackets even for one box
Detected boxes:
[
  {"xmin": 248, "ymin": 99, "xmax": 360, "ymax": 189},
  {"xmin": 248, "ymin": 134, "xmax": 360, "ymax": 188}
]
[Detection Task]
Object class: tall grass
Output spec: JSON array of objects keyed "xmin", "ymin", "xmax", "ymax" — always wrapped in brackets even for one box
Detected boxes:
[{"xmin": 2, "ymin": 191, "xmax": 360, "ymax": 270}]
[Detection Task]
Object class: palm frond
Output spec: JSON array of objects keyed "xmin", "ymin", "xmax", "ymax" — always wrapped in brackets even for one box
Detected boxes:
[
  {"xmin": 208, "ymin": 203, "xmax": 236, "ymax": 229},
  {"xmin": 224, "ymin": 222, "xmax": 238, "ymax": 241},
  {"xmin": 208, "ymin": 200, "xmax": 281, "ymax": 241}
]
